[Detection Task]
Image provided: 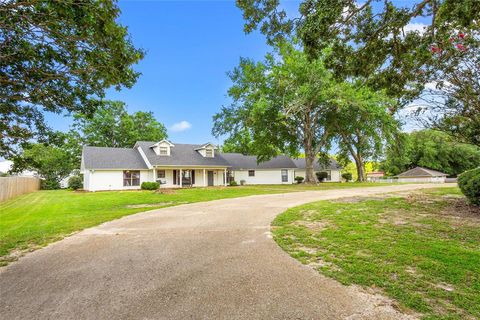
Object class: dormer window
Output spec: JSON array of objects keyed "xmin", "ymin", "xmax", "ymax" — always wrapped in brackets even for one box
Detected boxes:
[
  {"xmin": 150, "ymin": 140, "xmax": 174, "ymax": 156},
  {"xmin": 159, "ymin": 146, "xmax": 168, "ymax": 156},
  {"xmin": 195, "ymin": 143, "xmax": 216, "ymax": 158}
]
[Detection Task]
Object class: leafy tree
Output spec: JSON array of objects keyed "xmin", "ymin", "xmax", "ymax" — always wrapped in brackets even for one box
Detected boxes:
[
  {"xmin": 238, "ymin": 0, "xmax": 479, "ymax": 102},
  {"xmin": 16, "ymin": 144, "xmax": 75, "ymax": 189},
  {"xmin": 71, "ymin": 100, "xmax": 168, "ymax": 156},
  {"xmin": 213, "ymin": 42, "xmax": 336, "ymax": 183},
  {"xmin": 382, "ymin": 130, "xmax": 480, "ymax": 176},
  {"xmin": 0, "ymin": 0, "xmax": 144, "ymax": 159},
  {"xmin": 332, "ymin": 83, "xmax": 398, "ymax": 181},
  {"xmin": 419, "ymin": 30, "xmax": 480, "ymax": 146}
]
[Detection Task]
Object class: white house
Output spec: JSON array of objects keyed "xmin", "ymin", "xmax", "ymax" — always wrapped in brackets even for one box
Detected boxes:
[
  {"xmin": 395, "ymin": 166, "xmax": 448, "ymax": 183},
  {"xmin": 80, "ymin": 140, "xmax": 342, "ymax": 191}
]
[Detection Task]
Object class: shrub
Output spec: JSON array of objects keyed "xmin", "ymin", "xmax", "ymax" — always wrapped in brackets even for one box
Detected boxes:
[
  {"xmin": 316, "ymin": 171, "xmax": 328, "ymax": 182},
  {"xmin": 458, "ymin": 168, "xmax": 480, "ymax": 205},
  {"xmin": 68, "ymin": 176, "xmax": 83, "ymax": 190},
  {"xmin": 342, "ymin": 172, "xmax": 353, "ymax": 181},
  {"xmin": 141, "ymin": 181, "xmax": 160, "ymax": 190},
  {"xmin": 240, "ymin": 179, "xmax": 246, "ymax": 186},
  {"xmin": 294, "ymin": 176, "xmax": 304, "ymax": 184},
  {"xmin": 229, "ymin": 180, "xmax": 238, "ymax": 186},
  {"xmin": 41, "ymin": 178, "xmax": 60, "ymax": 190}
]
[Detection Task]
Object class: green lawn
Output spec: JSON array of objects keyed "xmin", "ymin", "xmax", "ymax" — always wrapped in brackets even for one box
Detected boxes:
[
  {"xmin": 272, "ymin": 187, "xmax": 480, "ymax": 320},
  {"xmin": 0, "ymin": 182, "xmax": 398, "ymax": 265}
]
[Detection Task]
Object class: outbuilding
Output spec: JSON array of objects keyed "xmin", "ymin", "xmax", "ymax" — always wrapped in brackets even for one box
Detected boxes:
[{"xmin": 395, "ymin": 166, "xmax": 448, "ymax": 183}]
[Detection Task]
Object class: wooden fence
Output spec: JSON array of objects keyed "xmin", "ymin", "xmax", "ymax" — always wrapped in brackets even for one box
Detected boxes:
[{"xmin": 0, "ymin": 176, "xmax": 41, "ymax": 203}]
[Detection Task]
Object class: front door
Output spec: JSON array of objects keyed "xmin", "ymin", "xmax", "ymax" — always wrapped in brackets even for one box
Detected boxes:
[{"xmin": 207, "ymin": 171, "xmax": 214, "ymax": 186}]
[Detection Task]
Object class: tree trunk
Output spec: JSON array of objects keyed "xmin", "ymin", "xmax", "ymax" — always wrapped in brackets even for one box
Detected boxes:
[
  {"xmin": 304, "ymin": 150, "xmax": 317, "ymax": 184},
  {"xmin": 354, "ymin": 156, "xmax": 366, "ymax": 182},
  {"xmin": 303, "ymin": 116, "xmax": 317, "ymax": 184}
]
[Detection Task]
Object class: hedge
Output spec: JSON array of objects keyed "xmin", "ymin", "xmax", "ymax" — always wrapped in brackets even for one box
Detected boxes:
[
  {"xmin": 458, "ymin": 167, "xmax": 480, "ymax": 205},
  {"xmin": 141, "ymin": 182, "xmax": 160, "ymax": 190},
  {"xmin": 68, "ymin": 176, "xmax": 83, "ymax": 190}
]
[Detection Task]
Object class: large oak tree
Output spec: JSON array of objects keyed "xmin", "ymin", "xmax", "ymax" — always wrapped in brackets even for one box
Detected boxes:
[
  {"xmin": 213, "ymin": 42, "xmax": 336, "ymax": 183},
  {"xmin": 0, "ymin": 0, "xmax": 144, "ymax": 158}
]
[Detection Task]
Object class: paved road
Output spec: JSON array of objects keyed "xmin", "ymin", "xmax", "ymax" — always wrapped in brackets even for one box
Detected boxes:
[{"xmin": 0, "ymin": 184, "xmax": 450, "ymax": 319}]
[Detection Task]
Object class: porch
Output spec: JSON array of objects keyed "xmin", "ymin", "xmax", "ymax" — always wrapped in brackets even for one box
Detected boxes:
[{"xmin": 152, "ymin": 167, "xmax": 228, "ymax": 188}]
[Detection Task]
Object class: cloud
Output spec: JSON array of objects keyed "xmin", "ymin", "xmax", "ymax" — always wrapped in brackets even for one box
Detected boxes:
[
  {"xmin": 403, "ymin": 22, "xmax": 427, "ymax": 34},
  {"xmin": 170, "ymin": 120, "xmax": 192, "ymax": 132}
]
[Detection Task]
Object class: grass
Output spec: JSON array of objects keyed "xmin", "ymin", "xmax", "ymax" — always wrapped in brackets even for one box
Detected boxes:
[
  {"xmin": 0, "ymin": 182, "xmax": 399, "ymax": 265},
  {"xmin": 272, "ymin": 187, "xmax": 480, "ymax": 320}
]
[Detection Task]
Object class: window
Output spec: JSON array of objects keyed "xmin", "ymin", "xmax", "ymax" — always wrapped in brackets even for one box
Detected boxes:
[
  {"xmin": 205, "ymin": 148, "xmax": 213, "ymax": 157},
  {"xmin": 123, "ymin": 170, "xmax": 140, "ymax": 186},
  {"xmin": 248, "ymin": 170, "xmax": 255, "ymax": 177},
  {"xmin": 159, "ymin": 146, "xmax": 168, "ymax": 155},
  {"xmin": 281, "ymin": 169, "xmax": 288, "ymax": 182},
  {"xmin": 156, "ymin": 170, "xmax": 165, "ymax": 179}
]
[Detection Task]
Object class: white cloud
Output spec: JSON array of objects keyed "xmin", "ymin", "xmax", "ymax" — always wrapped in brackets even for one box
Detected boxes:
[
  {"xmin": 170, "ymin": 120, "xmax": 192, "ymax": 132},
  {"xmin": 403, "ymin": 22, "xmax": 427, "ymax": 34}
]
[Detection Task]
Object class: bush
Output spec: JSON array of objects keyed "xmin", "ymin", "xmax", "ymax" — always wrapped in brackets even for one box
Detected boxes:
[
  {"xmin": 240, "ymin": 179, "xmax": 246, "ymax": 186},
  {"xmin": 316, "ymin": 171, "xmax": 328, "ymax": 182},
  {"xmin": 229, "ymin": 180, "xmax": 238, "ymax": 186},
  {"xmin": 342, "ymin": 172, "xmax": 353, "ymax": 181},
  {"xmin": 294, "ymin": 176, "xmax": 304, "ymax": 184},
  {"xmin": 68, "ymin": 176, "xmax": 83, "ymax": 190},
  {"xmin": 41, "ymin": 178, "xmax": 60, "ymax": 190},
  {"xmin": 141, "ymin": 181, "xmax": 160, "ymax": 190},
  {"xmin": 458, "ymin": 168, "xmax": 480, "ymax": 205}
]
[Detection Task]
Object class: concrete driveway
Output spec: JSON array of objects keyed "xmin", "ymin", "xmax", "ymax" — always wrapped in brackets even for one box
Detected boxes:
[{"xmin": 0, "ymin": 184, "xmax": 449, "ymax": 319}]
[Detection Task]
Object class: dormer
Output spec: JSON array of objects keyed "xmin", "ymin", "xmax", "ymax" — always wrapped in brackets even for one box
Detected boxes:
[
  {"xmin": 195, "ymin": 143, "xmax": 217, "ymax": 158},
  {"xmin": 150, "ymin": 140, "xmax": 174, "ymax": 156}
]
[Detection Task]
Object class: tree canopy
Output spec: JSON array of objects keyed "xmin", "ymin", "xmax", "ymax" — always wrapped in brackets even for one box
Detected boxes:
[
  {"xmin": 0, "ymin": 0, "xmax": 144, "ymax": 159},
  {"xmin": 69, "ymin": 100, "xmax": 167, "ymax": 163},
  {"xmin": 17, "ymin": 143, "xmax": 75, "ymax": 189},
  {"xmin": 238, "ymin": 0, "xmax": 479, "ymax": 101},
  {"xmin": 331, "ymin": 82, "xmax": 398, "ymax": 181},
  {"xmin": 382, "ymin": 130, "xmax": 480, "ymax": 176},
  {"xmin": 213, "ymin": 42, "xmax": 337, "ymax": 183}
]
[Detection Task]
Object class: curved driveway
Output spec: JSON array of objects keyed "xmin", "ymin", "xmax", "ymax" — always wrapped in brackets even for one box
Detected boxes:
[{"xmin": 1, "ymin": 184, "xmax": 449, "ymax": 319}]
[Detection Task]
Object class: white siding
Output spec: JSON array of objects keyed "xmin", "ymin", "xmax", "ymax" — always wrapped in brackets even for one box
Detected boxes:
[
  {"xmin": 231, "ymin": 169, "xmax": 295, "ymax": 185},
  {"xmin": 397, "ymin": 177, "xmax": 446, "ymax": 183},
  {"xmin": 154, "ymin": 168, "xmax": 227, "ymax": 188},
  {"xmin": 85, "ymin": 170, "xmax": 152, "ymax": 191},
  {"xmin": 293, "ymin": 169, "xmax": 342, "ymax": 182}
]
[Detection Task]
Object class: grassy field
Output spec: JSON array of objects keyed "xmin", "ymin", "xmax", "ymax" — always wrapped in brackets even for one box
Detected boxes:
[
  {"xmin": 0, "ymin": 182, "xmax": 399, "ymax": 265},
  {"xmin": 272, "ymin": 187, "xmax": 480, "ymax": 320}
]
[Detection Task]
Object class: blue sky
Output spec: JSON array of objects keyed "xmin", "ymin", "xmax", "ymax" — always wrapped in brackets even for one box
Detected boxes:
[
  {"xmin": 45, "ymin": 0, "xmax": 300, "ymax": 144},
  {"xmin": 44, "ymin": 0, "xmax": 427, "ymax": 145}
]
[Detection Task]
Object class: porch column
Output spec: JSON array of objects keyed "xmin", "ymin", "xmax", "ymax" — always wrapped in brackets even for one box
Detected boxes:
[
  {"xmin": 180, "ymin": 168, "xmax": 183, "ymax": 187},
  {"xmin": 224, "ymin": 168, "xmax": 227, "ymax": 186},
  {"xmin": 203, "ymin": 169, "xmax": 206, "ymax": 187}
]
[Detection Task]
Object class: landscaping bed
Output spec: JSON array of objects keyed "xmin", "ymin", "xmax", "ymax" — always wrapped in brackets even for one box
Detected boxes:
[{"xmin": 272, "ymin": 187, "xmax": 479, "ymax": 319}]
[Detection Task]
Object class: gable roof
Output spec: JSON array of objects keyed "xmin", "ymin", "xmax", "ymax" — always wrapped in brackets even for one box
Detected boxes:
[
  {"xmin": 396, "ymin": 166, "xmax": 448, "ymax": 177},
  {"xmin": 221, "ymin": 153, "xmax": 297, "ymax": 170},
  {"xmin": 134, "ymin": 142, "xmax": 230, "ymax": 167},
  {"xmin": 81, "ymin": 142, "xmax": 344, "ymax": 171},
  {"xmin": 291, "ymin": 158, "xmax": 342, "ymax": 170},
  {"xmin": 82, "ymin": 146, "xmax": 149, "ymax": 170}
]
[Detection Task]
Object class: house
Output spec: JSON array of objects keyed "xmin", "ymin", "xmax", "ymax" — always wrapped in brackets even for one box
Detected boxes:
[
  {"xmin": 80, "ymin": 140, "xmax": 342, "ymax": 191},
  {"xmin": 366, "ymin": 171, "xmax": 385, "ymax": 181},
  {"xmin": 395, "ymin": 166, "xmax": 448, "ymax": 183},
  {"xmin": 291, "ymin": 158, "xmax": 342, "ymax": 182},
  {"xmin": 221, "ymin": 153, "xmax": 297, "ymax": 185}
]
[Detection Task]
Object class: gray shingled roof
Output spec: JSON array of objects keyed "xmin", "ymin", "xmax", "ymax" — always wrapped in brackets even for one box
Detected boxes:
[
  {"xmin": 82, "ymin": 142, "xmax": 344, "ymax": 171},
  {"xmin": 82, "ymin": 146, "xmax": 149, "ymax": 170},
  {"xmin": 291, "ymin": 158, "xmax": 342, "ymax": 170},
  {"xmin": 396, "ymin": 166, "xmax": 448, "ymax": 177},
  {"xmin": 220, "ymin": 153, "xmax": 297, "ymax": 170},
  {"xmin": 134, "ymin": 142, "xmax": 230, "ymax": 167}
]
